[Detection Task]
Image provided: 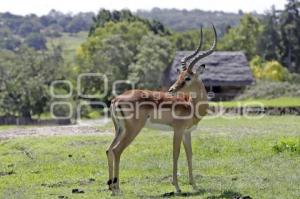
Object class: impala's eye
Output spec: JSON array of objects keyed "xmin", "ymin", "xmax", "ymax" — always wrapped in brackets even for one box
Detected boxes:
[{"xmin": 185, "ymin": 76, "xmax": 191, "ymax": 81}]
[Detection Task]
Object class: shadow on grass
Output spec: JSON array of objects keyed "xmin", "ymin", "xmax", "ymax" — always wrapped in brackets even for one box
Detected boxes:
[
  {"xmin": 142, "ymin": 189, "xmax": 242, "ymax": 198},
  {"xmin": 206, "ymin": 190, "xmax": 242, "ymax": 199}
]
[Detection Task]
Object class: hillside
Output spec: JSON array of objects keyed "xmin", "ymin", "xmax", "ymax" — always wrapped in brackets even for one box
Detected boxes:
[{"xmin": 136, "ymin": 8, "xmax": 262, "ymax": 35}]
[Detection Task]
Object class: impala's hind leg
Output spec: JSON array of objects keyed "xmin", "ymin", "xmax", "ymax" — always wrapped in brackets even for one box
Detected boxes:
[
  {"xmin": 106, "ymin": 129, "xmax": 122, "ymax": 189},
  {"xmin": 106, "ymin": 107, "xmax": 124, "ymax": 190},
  {"xmin": 111, "ymin": 116, "xmax": 147, "ymax": 193},
  {"xmin": 111, "ymin": 129, "xmax": 140, "ymax": 193}
]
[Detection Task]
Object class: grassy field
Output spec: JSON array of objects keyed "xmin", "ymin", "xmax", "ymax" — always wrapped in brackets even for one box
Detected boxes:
[
  {"xmin": 210, "ymin": 97, "xmax": 300, "ymax": 107},
  {"xmin": 0, "ymin": 116, "xmax": 300, "ymax": 199}
]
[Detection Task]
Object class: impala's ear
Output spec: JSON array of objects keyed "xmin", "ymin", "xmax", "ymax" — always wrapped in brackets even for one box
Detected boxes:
[{"xmin": 196, "ymin": 64, "xmax": 205, "ymax": 75}]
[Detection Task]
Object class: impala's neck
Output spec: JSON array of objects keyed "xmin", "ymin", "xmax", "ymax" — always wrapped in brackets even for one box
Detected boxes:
[
  {"xmin": 187, "ymin": 80, "xmax": 207, "ymax": 103},
  {"xmin": 183, "ymin": 80, "xmax": 208, "ymax": 121}
]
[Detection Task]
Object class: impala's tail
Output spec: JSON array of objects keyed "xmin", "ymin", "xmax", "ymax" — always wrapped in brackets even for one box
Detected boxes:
[{"xmin": 110, "ymin": 100, "xmax": 125, "ymax": 138}]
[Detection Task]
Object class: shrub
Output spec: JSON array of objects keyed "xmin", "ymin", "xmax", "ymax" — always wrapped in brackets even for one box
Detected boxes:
[
  {"xmin": 263, "ymin": 61, "xmax": 290, "ymax": 81},
  {"xmin": 237, "ymin": 80, "xmax": 300, "ymax": 100},
  {"xmin": 273, "ymin": 138, "xmax": 300, "ymax": 154},
  {"xmin": 289, "ymin": 73, "xmax": 300, "ymax": 84},
  {"xmin": 250, "ymin": 56, "xmax": 264, "ymax": 79},
  {"xmin": 250, "ymin": 56, "xmax": 291, "ymax": 81}
]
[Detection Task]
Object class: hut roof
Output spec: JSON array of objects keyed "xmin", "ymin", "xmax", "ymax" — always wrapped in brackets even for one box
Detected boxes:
[{"xmin": 161, "ymin": 51, "xmax": 254, "ymax": 87}]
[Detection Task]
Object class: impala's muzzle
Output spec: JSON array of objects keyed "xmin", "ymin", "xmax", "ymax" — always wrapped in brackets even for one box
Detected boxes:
[{"xmin": 168, "ymin": 87, "xmax": 175, "ymax": 93}]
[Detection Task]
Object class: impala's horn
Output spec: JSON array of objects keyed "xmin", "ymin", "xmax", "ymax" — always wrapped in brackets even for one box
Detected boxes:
[
  {"xmin": 180, "ymin": 26, "xmax": 203, "ymax": 70},
  {"xmin": 187, "ymin": 24, "xmax": 217, "ymax": 72}
]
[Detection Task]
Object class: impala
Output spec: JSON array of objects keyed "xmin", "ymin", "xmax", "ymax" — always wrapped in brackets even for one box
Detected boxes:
[{"xmin": 106, "ymin": 25, "xmax": 217, "ymax": 193}]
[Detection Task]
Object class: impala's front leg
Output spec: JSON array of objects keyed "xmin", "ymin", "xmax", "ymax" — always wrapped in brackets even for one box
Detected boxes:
[
  {"xmin": 172, "ymin": 128, "xmax": 183, "ymax": 193},
  {"xmin": 183, "ymin": 131, "xmax": 197, "ymax": 189}
]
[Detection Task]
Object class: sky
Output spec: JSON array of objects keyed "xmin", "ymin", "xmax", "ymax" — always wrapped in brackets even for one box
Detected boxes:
[{"xmin": 0, "ymin": 0, "xmax": 287, "ymax": 16}]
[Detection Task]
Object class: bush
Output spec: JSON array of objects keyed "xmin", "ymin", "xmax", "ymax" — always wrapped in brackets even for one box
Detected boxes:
[
  {"xmin": 25, "ymin": 33, "xmax": 47, "ymax": 50},
  {"xmin": 273, "ymin": 138, "xmax": 300, "ymax": 154},
  {"xmin": 289, "ymin": 73, "xmax": 300, "ymax": 84},
  {"xmin": 263, "ymin": 61, "xmax": 290, "ymax": 81},
  {"xmin": 237, "ymin": 80, "xmax": 300, "ymax": 100},
  {"xmin": 250, "ymin": 56, "xmax": 290, "ymax": 81}
]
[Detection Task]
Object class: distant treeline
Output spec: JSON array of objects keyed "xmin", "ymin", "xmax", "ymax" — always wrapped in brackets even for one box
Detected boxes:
[
  {"xmin": 0, "ymin": 10, "xmax": 94, "ymax": 50},
  {"xmin": 0, "ymin": 8, "xmax": 259, "ymax": 51},
  {"xmin": 0, "ymin": 8, "xmax": 260, "ymax": 38},
  {"xmin": 136, "ymin": 8, "xmax": 263, "ymax": 35},
  {"xmin": 0, "ymin": 10, "xmax": 94, "ymax": 36},
  {"xmin": 0, "ymin": 8, "xmax": 239, "ymax": 51}
]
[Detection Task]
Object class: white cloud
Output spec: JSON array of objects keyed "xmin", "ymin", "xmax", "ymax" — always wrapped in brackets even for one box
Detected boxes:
[{"xmin": 0, "ymin": 0, "xmax": 286, "ymax": 16}]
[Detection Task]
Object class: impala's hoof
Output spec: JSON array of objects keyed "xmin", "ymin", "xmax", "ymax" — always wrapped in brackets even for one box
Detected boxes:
[
  {"xmin": 107, "ymin": 179, "xmax": 112, "ymax": 185},
  {"xmin": 107, "ymin": 179, "xmax": 113, "ymax": 191}
]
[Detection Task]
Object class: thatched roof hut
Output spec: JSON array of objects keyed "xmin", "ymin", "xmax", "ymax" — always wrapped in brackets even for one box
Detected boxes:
[{"xmin": 161, "ymin": 51, "xmax": 254, "ymax": 100}]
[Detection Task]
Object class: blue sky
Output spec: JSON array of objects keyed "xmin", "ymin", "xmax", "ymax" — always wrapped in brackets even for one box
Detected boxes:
[{"xmin": 0, "ymin": 0, "xmax": 287, "ymax": 15}]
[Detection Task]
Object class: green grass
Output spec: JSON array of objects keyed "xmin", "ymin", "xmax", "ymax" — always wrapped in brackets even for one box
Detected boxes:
[
  {"xmin": 211, "ymin": 97, "xmax": 300, "ymax": 107},
  {"xmin": 273, "ymin": 137, "xmax": 300, "ymax": 154},
  {"xmin": 47, "ymin": 31, "xmax": 88, "ymax": 63},
  {"xmin": 0, "ymin": 116, "xmax": 300, "ymax": 198}
]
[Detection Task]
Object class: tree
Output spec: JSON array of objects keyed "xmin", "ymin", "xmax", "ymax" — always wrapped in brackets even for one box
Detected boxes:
[
  {"xmin": 78, "ymin": 34, "xmax": 134, "ymax": 101},
  {"xmin": 25, "ymin": 32, "xmax": 47, "ymax": 50},
  {"xmin": 77, "ymin": 20, "xmax": 175, "ymax": 101},
  {"xmin": 0, "ymin": 28, "xmax": 21, "ymax": 51},
  {"xmin": 279, "ymin": 0, "xmax": 300, "ymax": 72},
  {"xmin": 89, "ymin": 9, "xmax": 170, "ymax": 37},
  {"xmin": 66, "ymin": 13, "xmax": 94, "ymax": 33},
  {"xmin": 168, "ymin": 28, "xmax": 217, "ymax": 51},
  {"xmin": 129, "ymin": 33, "xmax": 174, "ymax": 89},
  {"xmin": 0, "ymin": 46, "xmax": 65, "ymax": 119},
  {"xmin": 77, "ymin": 21, "xmax": 149, "ymax": 101},
  {"xmin": 258, "ymin": 0, "xmax": 300, "ymax": 73},
  {"xmin": 218, "ymin": 14, "xmax": 263, "ymax": 59},
  {"xmin": 257, "ymin": 6, "xmax": 281, "ymax": 61},
  {"xmin": 18, "ymin": 18, "xmax": 42, "ymax": 37}
]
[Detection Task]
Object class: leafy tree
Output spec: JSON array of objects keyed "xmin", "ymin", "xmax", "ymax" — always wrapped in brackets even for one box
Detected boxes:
[
  {"xmin": 258, "ymin": 0, "xmax": 300, "ymax": 73},
  {"xmin": 25, "ymin": 32, "xmax": 47, "ymax": 50},
  {"xmin": 77, "ymin": 20, "xmax": 175, "ymax": 101},
  {"xmin": 77, "ymin": 21, "xmax": 149, "ymax": 101},
  {"xmin": 129, "ymin": 33, "xmax": 174, "ymax": 89},
  {"xmin": 0, "ymin": 46, "xmax": 65, "ymax": 118},
  {"xmin": 257, "ymin": 6, "xmax": 281, "ymax": 61},
  {"xmin": 43, "ymin": 24, "xmax": 63, "ymax": 37},
  {"xmin": 278, "ymin": 0, "xmax": 300, "ymax": 72},
  {"xmin": 219, "ymin": 14, "xmax": 263, "ymax": 59},
  {"xmin": 17, "ymin": 18, "xmax": 42, "ymax": 36},
  {"xmin": 78, "ymin": 34, "xmax": 134, "ymax": 101},
  {"xmin": 78, "ymin": 21, "xmax": 148, "ymax": 62},
  {"xmin": 168, "ymin": 28, "xmax": 218, "ymax": 51},
  {"xmin": 89, "ymin": 9, "xmax": 170, "ymax": 37},
  {"xmin": 66, "ymin": 13, "xmax": 94, "ymax": 33},
  {"xmin": 0, "ymin": 29, "xmax": 21, "ymax": 51},
  {"xmin": 0, "ymin": 12, "xmax": 24, "ymax": 34}
]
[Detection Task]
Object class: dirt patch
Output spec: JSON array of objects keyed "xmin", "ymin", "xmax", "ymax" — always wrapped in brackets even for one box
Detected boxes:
[{"xmin": 0, "ymin": 119, "xmax": 112, "ymax": 140}]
